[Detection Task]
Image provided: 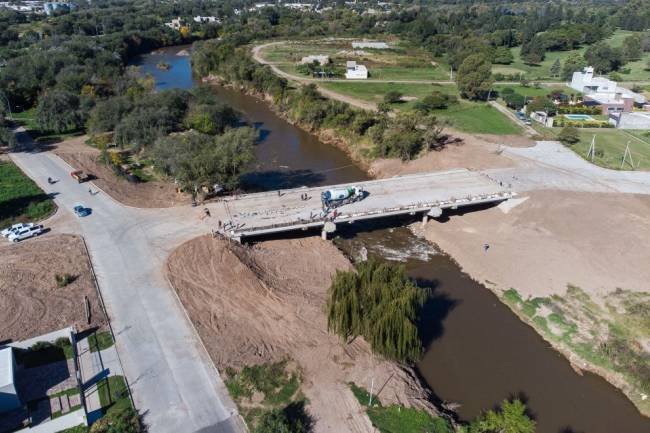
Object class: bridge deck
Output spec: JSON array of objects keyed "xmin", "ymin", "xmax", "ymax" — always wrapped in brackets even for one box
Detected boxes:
[{"xmin": 218, "ymin": 169, "xmax": 514, "ymax": 239}]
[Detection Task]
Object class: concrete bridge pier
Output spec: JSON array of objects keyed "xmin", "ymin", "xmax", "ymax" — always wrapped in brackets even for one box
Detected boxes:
[
  {"xmin": 423, "ymin": 207, "xmax": 443, "ymax": 226},
  {"xmin": 322, "ymin": 221, "xmax": 337, "ymax": 240}
]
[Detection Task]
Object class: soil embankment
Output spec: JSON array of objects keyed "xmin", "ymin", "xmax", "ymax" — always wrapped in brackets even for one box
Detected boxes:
[
  {"xmin": 0, "ymin": 234, "xmax": 107, "ymax": 341},
  {"xmin": 53, "ymin": 136, "xmax": 190, "ymax": 208},
  {"xmin": 167, "ymin": 235, "xmax": 438, "ymax": 433}
]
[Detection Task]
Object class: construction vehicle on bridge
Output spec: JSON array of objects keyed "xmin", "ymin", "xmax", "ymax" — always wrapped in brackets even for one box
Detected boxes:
[{"xmin": 321, "ymin": 186, "xmax": 365, "ymax": 209}]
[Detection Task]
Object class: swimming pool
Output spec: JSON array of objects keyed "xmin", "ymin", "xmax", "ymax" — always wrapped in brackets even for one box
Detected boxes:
[{"xmin": 564, "ymin": 114, "xmax": 594, "ymax": 121}]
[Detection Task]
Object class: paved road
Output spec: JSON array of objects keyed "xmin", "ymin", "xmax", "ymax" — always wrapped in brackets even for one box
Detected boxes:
[{"xmin": 10, "ymin": 130, "xmax": 245, "ymax": 433}]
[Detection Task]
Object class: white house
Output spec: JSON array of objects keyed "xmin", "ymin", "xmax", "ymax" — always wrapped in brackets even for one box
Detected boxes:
[
  {"xmin": 165, "ymin": 17, "xmax": 183, "ymax": 30},
  {"xmin": 345, "ymin": 61, "xmax": 368, "ymax": 79},
  {"xmin": 0, "ymin": 347, "xmax": 21, "ymax": 414},
  {"xmin": 193, "ymin": 16, "xmax": 220, "ymax": 24},
  {"xmin": 352, "ymin": 41, "xmax": 389, "ymax": 49},
  {"xmin": 300, "ymin": 55, "xmax": 330, "ymax": 65},
  {"xmin": 570, "ymin": 66, "xmax": 646, "ymax": 114}
]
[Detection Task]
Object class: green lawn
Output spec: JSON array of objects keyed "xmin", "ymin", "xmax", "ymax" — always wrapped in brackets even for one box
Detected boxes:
[
  {"xmin": 494, "ymin": 84, "xmax": 572, "ymax": 97},
  {"xmin": 0, "ymin": 160, "xmax": 55, "ymax": 229},
  {"xmin": 320, "ymin": 82, "xmax": 520, "ymax": 134},
  {"xmin": 495, "ymin": 30, "xmax": 650, "ymax": 82},
  {"xmin": 88, "ymin": 331, "xmax": 115, "ymax": 353},
  {"xmin": 98, "ymin": 375, "xmax": 132, "ymax": 416},
  {"xmin": 264, "ymin": 39, "xmax": 451, "ymax": 81},
  {"xmin": 349, "ymin": 383, "xmax": 452, "ymax": 433},
  {"xmin": 548, "ymin": 127, "xmax": 650, "ymax": 169}
]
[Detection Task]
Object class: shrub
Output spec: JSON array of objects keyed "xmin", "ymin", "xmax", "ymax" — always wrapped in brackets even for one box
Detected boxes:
[
  {"xmin": 55, "ymin": 273, "xmax": 76, "ymax": 288},
  {"xmin": 383, "ymin": 91, "xmax": 403, "ymax": 104},
  {"xmin": 558, "ymin": 126, "xmax": 580, "ymax": 145}
]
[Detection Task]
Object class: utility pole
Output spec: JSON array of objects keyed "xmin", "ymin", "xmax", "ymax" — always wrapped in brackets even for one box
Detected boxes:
[
  {"xmin": 621, "ymin": 141, "xmax": 634, "ymax": 169},
  {"xmin": 368, "ymin": 377, "xmax": 375, "ymax": 406},
  {"xmin": 587, "ymin": 135, "xmax": 596, "ymax": 162}
]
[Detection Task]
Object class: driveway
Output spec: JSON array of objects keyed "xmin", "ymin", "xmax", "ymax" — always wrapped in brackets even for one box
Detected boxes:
[{"xmin": 10, "ymin": 129, "xmax": 245, "ymax": 433}]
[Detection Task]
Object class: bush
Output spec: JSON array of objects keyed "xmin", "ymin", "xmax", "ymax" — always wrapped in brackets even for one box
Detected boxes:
[
  {"xmin": 414, "ymin": 91, "xmax": 457, "ymax": 112},
  {"xmin": 55, "ymin": 273, "xmax": 76, "ymax": 288},
  {"xmin": 558, "ymin": 126, "xmax": 580, "ymax": 145},
  {"xmin": 383, "ymin": 91, "xmax": 403, "ymax": 104}
]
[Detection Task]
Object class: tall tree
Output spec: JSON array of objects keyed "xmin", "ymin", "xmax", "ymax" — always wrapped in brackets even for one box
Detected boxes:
[
  {"xmin": 561, "ymin": 53, "xmax": 587, "ymax": 80},
  {"xmin": 550, "ymin": 58, "xmax": 561, "ymax": 78},
  {"xmin": 327, "ymin": 259, "xmax": 429, "ymax": 362},
  {"xmin": 35, "ymin": 90, "xmax": 84, "ymax": 133},
  {"xmin": 456, "ymin": 54, "xmax": 494, "ymax": 101},
  {"xmin": 584, "ymin": 42, "xmax": 624, "ymax": 73},
  {"xmin": 470, "ymin": 399, "xmax": 536, "ymax": 433}
]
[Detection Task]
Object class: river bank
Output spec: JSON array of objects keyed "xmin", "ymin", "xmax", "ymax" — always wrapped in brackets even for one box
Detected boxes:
[
  {"xmin": 412, "ymin": 189, "xmax": 650, "ymax": 417},
  {"xmin": 166, "ymin": 235, "xmax": 445, "ymax": 433}
]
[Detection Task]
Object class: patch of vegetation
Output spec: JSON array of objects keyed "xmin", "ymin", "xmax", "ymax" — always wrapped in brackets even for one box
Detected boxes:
[
  {"xmin": 349, "ymin": 383, "xmax": 452, "ymax": 433},
  {"xmin": 0, "ymin": 161, "xmax": 55, "ymax": 229},
  {"xmin": 50, "ymin": 387, "xmax": 80, "ymax": 399},
  {"xmin": 56, "ymin": 425, "xmax": 88, "ymax": 433},
  {"xmin": 98, "ymin": 375, "xmax": 132, "ymax": 416},
  {"xmin": 55, "ymin": 273, "xmax": 77, "ymax": 288},
  {"xmin": 225, "ymin": 361, "xmax": 309, "ymax": 432},
  {"xmin": 327, "ymin": 259, "xmax": 429, "ymax": 362},
  {"xmin": 502, "ymin": 287, "xmax": 650, "ymax": 413},
  {"xmin": 88, "ymin": 331, "xmax": 114, "ymax": 353},
  {"xmin": 15, "ymin": 338, "xmax": 73, "ymax": 368}
]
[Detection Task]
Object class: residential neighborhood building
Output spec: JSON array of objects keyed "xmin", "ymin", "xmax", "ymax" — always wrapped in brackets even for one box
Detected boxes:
[
  {"xmin": 165, "ymin": 17, "xmax": 183, "ymax": 30},
  {"xmin": 0, "ymin": 347, "xmax": 20, "ymax": 414},
  {"xmin": 570, "ymin": 67, "xmax": 646, "ymax": 115},
  {"xmin": 43, "ymin": 2, "xmax": 74, "ymax": 15},
  {"xmin": 609, "ymin": 111, "xmax": 650, "ymax": 129},
  {"xmin": 352, "ymin": 41, "xmax": 390, "ymax": 49},
  {"xmin": 345, "ymin": 61, "xmax": 368, "ymax": 79},
  {"xmin": 193, "ymin": 16, "xmax": 220, "ymax": 24},
  {"xmin": 300, "ymin": 55, "xmax": 330, "ymax": 65}
]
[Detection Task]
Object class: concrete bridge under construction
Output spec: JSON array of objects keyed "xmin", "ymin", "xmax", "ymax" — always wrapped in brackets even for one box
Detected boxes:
[{"xmin": 216, "ymin": 169, "xmax": 515, "ymax": 241}]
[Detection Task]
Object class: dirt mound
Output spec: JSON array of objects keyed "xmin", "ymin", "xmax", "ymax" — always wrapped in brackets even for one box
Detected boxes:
[
  {"xmin": 167, "ymin": 235, "xmax": 438, "ymax": 433},
  {"xmin": 0, "ymin": 234, "xmax": 107, "ymax": 341},
  {"xmin": 53, "ymin": 137, "xmax": 190, "ymax": 208}
]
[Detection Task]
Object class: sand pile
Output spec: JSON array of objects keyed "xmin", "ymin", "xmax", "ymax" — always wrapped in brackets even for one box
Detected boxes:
[{"xmin": 167, "ymin": 235, "xmax": 438, "ymax": 433}]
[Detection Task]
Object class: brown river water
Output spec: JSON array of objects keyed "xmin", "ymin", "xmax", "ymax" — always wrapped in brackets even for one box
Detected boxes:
[{"xmin": 132, "ymin": 45, "xmax": 650, "ymax": 433}]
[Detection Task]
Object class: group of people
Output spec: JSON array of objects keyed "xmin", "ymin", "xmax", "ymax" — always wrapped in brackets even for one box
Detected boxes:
[{"xmin": 300, "ymin": 193, "xmax": 310, "ymax": 201}]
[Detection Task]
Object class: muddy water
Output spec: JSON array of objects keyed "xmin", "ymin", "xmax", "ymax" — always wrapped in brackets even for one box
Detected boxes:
[{"xmin": 132, "ymin": 46, "xmax": 650, "ymax": 433}]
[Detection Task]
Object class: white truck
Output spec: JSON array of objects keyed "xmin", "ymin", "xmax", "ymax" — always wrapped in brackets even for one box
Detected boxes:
[
  {"xmin": 321, "ymin": 186, "xmax": 365, "ymax": 209},
  {"xmin": 1, "ymin": 223, "xmax": 34, "ymax": 238},
  {"xmin": 8, "ymin": 225, "xmax": 44, "ymax": 243}
]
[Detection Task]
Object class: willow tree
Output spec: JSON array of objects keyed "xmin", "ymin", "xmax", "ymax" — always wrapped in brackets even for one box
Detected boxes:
[{"xmin": 327, "ymin": 259, "xmax": 429, "ymax": 363}]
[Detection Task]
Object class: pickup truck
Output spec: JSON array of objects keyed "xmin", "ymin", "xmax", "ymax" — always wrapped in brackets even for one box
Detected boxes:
[
  {"xmin": 70, "ymin": 170, "xmax": 90, "ymax": 183},
  {"xmin": 1, "ymin": 222, "xmax": 34, "ymax": 238},
  {"xmin": 8, "ymin": 225, "xmax": 44, "ymax": 243}
]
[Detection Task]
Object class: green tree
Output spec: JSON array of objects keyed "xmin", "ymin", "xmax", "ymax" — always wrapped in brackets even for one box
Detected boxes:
[
  {"xmin": 584, "ymin": 43, "xmax": 624, "ymax": 73},
  {"xmin": 456, "ymin": 54, "xmax": 494, "ymax": 101},
  {"xmin": 414, "ymin": 91, "xmax": 457, "ymax": 112},
  {"xmin": 383, "ymin": 91, "xmax": 403, "ymax": 104},
  {"xmin": 525, "ymin": 97, "xmax": 556, "ymax": 116},
  {"xmin": 35, "ymin": 90, "xmax": 84, "ymax": 133},
  {"xmin": 521, "ymin": 36, "xmax": 546, "ymax": 65},
  {"xmin": 327, "ymin": 259, "xmax": 429, "ymax": 362},
  {"xmin": 469, "ymin": 399, "xmax": 535, "ymax": 433},
  {"xmin": 561, "ymin": 54, "xmax": 588, "ymax": 81},
  {"xmin": 558, "ymin": 126, "xmax": 580, "ymax": 145},
  {"xmin": 493, "ymin": 46, "xmax": 514, "ymax": 65},
  {"xmin": 623, "ymin": 35, "xmax": 642, "ymax": 61},
  {"xmin": 550, "ymin": 58, "xmax": 561, "ymax": 78},
  {"xmin": 255, "ymin": 407, "xmax": 308, "ymax": 433}
]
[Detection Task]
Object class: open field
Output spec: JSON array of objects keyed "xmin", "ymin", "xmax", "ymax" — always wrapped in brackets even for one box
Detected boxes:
[
  {"xmin": 0, "ymin": 160, "xmax": 55, "ymax": 228},
  {"xmin": 495, "ymin": 30, "xmax": 650, "ymax": 82},
  {"xmin": 260, "ymin": 39, "xmax": 451, "ymax": 81},
  {"xmin": 540, "ymin": 127, "xmax": 650, "ymax": 170},
  {"xmin": 493, "ymin": 84, "xmax": 572, "ymax": 97},
  {"xmin": 0, "ymin": 234, "xmax": 107, "ymax": 342},
  {"xmin": 320, "ymin": 82, "xmax": 520, "ymax": 134},
  {"xmin": 167, "ymin": 235, "xmax": 440, "ymax": 433}
]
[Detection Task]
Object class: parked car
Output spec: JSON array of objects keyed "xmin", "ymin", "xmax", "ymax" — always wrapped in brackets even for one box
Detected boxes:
[
  {"xmin": 73, "ymin": 204, "xmax": 91, "ymax": 217},
  {"xmin": 1, "ymin": 223, "xmax": 34, "ymax": 238},
  {"xmin": 8, "ymin": 225, "xmax": 43, "ymax": 243}
]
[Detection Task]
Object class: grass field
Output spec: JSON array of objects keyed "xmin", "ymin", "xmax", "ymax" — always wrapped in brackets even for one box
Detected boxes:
[
  {"xmin": 0, "ymin": 161, "xmax": 55, "ymax": 229},
  {"xmin": 320, "ymin": 81, "xmax": 520, "ymax": 134},
  {"xmin": 98, "ymin": 375, "xmax": 132, "ymax": 415},
  {"xmin": 495, "ymin": 30, "xmax": 650, "ymax": 82},
  {"xmin": 544, "ymin": 127, "xmax": 650, "ymax": 169},
  {"xmin": 89, "ymin": 331, "xmax": 114, "ymax": 352},
  {"xmin": 493, "ymin": 84, "xmax": 572, "ymax": 97},
  {"xmin": 262, "ymin": 40, "xmax": 452, "ymax": 81}
]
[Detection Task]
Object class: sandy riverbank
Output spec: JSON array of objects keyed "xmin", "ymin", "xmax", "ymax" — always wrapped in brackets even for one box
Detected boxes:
[{"xmin": 166, "ymin": 235, "xmax": 440, "ymax": 433}]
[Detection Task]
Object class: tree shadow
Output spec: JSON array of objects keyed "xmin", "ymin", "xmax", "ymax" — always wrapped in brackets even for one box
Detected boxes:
[
  {"xmin": 0, "ymin": 193, "xmax": 53, "ymax": 222},
  {"xmin": 283, "ymin": 400, "xmax": 314, "ymax": 433},
  {"xmin": 415, "ymin": 278, "xmax": 458, "ymax": 348},
  {"xmin": 240, "ymin": 169, "xmax": 326, "ymax": 191}
]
